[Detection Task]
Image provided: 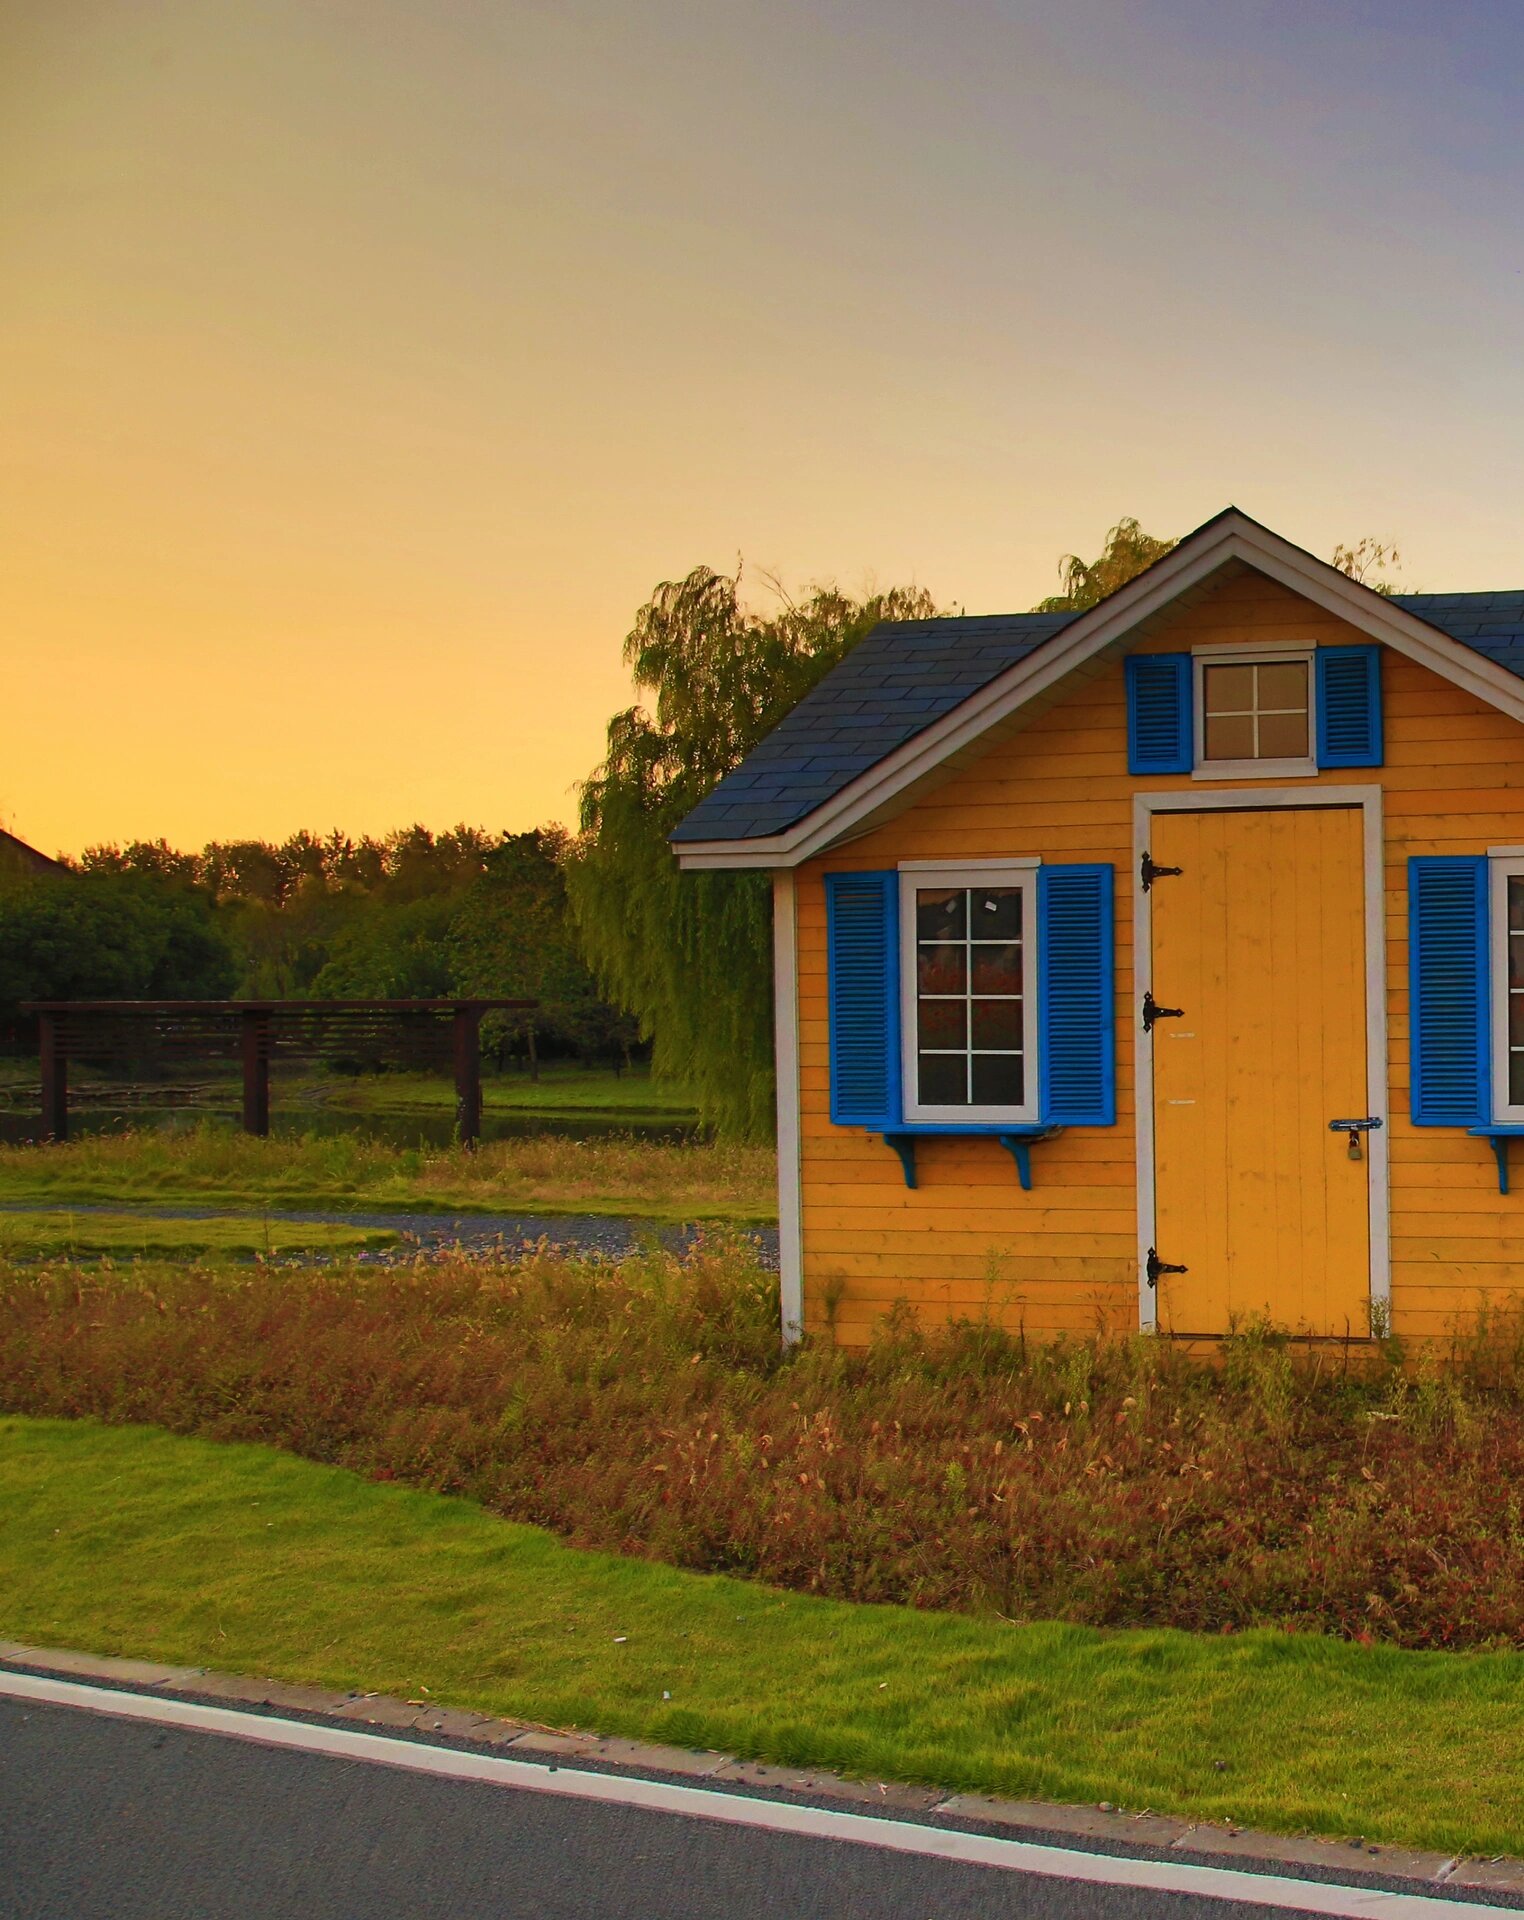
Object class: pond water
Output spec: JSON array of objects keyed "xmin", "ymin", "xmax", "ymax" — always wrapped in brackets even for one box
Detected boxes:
[{"xmin": 0, "ymin": 1105, "xmax": 703, "ymax": 1148}]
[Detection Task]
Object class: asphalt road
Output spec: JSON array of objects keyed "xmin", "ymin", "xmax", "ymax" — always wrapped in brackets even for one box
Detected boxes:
[{"xmin": 0, "ymin": 1692, "xmax": 1434, "ymax": 1920}]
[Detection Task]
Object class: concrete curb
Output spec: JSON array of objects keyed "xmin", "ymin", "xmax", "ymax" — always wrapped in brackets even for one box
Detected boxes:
[{"xmin": 4, "ymin": 1638, "xmax": 1522, "ymax": 1906}]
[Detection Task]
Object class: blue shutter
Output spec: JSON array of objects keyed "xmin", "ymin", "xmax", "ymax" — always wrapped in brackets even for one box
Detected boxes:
[
  {"xmin": 825, "ymin": 871, "xmax": 900, "ymax": 1128},
  {"xmin": 1409, "ymin": 856, "xmax": 1489, "ymax": 1126},
  {"xmin": 1317, "ymin": 646, "xmax": 1383, "ymax": 768},
  {"xmin": 1125, "ymin": 654, "xmax": 1192, "ymax": 775},
  {"xmin": 1038, "ymin": 864, "xmax": 1115, "ymax": 1125}
]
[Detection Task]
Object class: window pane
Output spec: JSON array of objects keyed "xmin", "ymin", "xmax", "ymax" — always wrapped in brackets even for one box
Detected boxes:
[
  {"xmin": 1510, "ymin": 933, "xmax": 1524, "ymax": 989},
  {"xmin": 1513, "ymin": 1050, "xmax": 1524, "ymax": 1109},
  {"xmin": 971, "ymin": 943, "xmax": 1023, "ymax": 993},
  {"xmin": 918, "ymin": 1053, "xmax": 967, "ymax": 1104},
  {"xmin": 1509, "ymin": 992, "xmax": 1524, "ymax": 1048},
  {"xmin": 1256, "ymin": 661, "xmax": 1308, "ymax": 710},
  {"xmin": 917, "ymin": 998, "xmax": 966, "ymax": 1050},
  {"xmin": 1203, "ymin": 663, "xmax": 1253, "ymax": 713},
  {"xmin": 1203, "ymin": 712, "xmax": 1255, "ymax": 760},
  {"xmin": 1256, "ymin": 709, "xmax": 1310, "ymax": 758},
  {"xmin": 972, "ymin": 998, "xmax": 1024, "ymax": 1050},
  {"xmin": 972, "ymin": 1054, "xmax": 1024, "ymax": 1105},
  {"xmin": 1510, "ymin": 877, "xmax": 1524, "ymax": 931},
  {"xmin": 971, "ymin": 888, "xmax": 1022, "ymax": 939},
  {"xmin": 916, "ymin": 888, "xmax": 966, "ymax": 939},
  {"xmin": 917, "ymin": 944, "xmax": 966, "ymax": 994}
]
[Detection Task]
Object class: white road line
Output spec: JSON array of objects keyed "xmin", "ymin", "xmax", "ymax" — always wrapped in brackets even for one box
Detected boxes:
[{"xmin": 0, "ymin": 1667, "xmax": 1506, "ymax": 1918}]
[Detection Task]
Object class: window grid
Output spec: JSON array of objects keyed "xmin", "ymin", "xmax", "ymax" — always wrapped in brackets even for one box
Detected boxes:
[
  {"xmin": 915, "ymin": 886, "xmax": 1024, "ymax": 1107},
  {"xmin": 1201, "ymin": 658, "xmax": 1311, "ymax": 763}
]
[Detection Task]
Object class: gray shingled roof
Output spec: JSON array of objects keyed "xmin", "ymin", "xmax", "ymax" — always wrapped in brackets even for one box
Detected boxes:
[{"xmin": 669, "ymin": 591, "xmax": 1524, "ymax": 845}]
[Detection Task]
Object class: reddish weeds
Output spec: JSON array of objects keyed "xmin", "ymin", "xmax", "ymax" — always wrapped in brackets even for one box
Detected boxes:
[{"xmin": 4, "ymin": 1243, "xmax": 1524, "ymax": 1649}]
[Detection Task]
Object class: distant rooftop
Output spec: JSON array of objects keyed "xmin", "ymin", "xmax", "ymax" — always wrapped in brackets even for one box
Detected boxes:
[{"xmin": 0, "ymin": 828, "xmax": 68, "ymax": 880}]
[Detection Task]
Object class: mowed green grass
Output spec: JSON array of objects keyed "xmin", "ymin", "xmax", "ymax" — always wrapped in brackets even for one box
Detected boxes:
[
  {"xmin": 7, "ymin": 1416, "xmax": 1524, "ymax": 1856},
  {"xmin": 0, "ymin": 1212, "xmax": 399, "ymax": 1260},
  {"xmin": 0, "ymin": 1126, "xmax": 776, "ymax": 1226},
  {"xmin": 326, "ymin": 1065, "xmax": 697, "ymax": 1119}
]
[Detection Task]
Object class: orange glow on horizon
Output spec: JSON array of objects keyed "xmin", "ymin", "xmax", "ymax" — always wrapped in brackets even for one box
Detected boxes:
[{"xmin": 6, "ymin": 2, "xmax": 1524, "ymax": 858}]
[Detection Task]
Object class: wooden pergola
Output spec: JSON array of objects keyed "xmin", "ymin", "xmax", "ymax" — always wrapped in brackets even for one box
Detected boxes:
[{"xmin": 21, "ymin": 999, "xmax": 536, "ymax": 1146}]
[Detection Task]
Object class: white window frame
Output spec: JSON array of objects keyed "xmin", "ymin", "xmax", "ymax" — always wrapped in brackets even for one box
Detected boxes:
[
  {"xmin": 1490, "ymin": 855, "xmax": 1524, "ymax": 1124},
  {"xmin": 1191, "ymin": 642, "xmax": 1318, "ymax": 781},
  {"xmin": 898, "ymin": 860, "xmax": 1040, "ymax": 1126}
]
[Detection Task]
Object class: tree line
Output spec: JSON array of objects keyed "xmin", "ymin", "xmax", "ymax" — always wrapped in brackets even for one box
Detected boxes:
[{"xmin": 0, "ymin": 825, "xmax": 635, "ymax": 1071}]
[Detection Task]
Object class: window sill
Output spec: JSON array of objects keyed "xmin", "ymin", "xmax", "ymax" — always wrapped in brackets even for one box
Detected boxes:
[
  {"xmin": 1189, "ymin": 759, "xmax": 1319, "ymax": 782},
  {"xmin": 880, "ymin": 1124, "xmax": 1063, "ymax": 1191}
]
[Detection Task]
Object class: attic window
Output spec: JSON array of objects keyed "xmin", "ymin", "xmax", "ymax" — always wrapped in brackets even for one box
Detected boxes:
[{"xmin": 1193, "ymin": 649, "xmax": 1316, "ymax": 778}]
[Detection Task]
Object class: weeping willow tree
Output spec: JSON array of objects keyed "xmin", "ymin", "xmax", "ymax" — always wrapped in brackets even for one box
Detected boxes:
[
  {"xmin": 569, "ymin": 566, "xmax": 939, "ymax": 1140},
  {"xmin": 1033, "ymin": 516, "xmax": 1178, "ymax": 611}
]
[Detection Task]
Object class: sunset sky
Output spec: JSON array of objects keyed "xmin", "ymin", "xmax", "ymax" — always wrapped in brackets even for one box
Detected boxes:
[{"xmin": 5, "ymin": 1, "xmax": 1524, "ymax": 857}]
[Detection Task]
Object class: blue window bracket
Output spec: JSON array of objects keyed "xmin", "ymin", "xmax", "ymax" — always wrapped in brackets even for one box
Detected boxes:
[
  {"xmin": 880, "ymin": 1127, "xmax": 1064, "ymax": 1192},
  {"xmin": 882, "ymin": 1134, "xmax": 920, "ymax": 1189},
  {"xmin": 1468, "ymin": 1127, "xmax": 1524, "ymax": 1194}
]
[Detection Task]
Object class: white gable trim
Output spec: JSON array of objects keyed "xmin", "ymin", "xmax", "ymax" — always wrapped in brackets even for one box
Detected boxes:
[{"xmin": 674, "ymin": 510, "xmax": 1524, "ymax": 870}]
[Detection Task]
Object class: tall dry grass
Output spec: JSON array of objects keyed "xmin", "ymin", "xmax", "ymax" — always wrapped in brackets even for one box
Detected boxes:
[
  {"xmin": 0, "ymin": 1124, "xmax": 776, "ymax": 1220},
  {"xmin": 10, "ymin": 1244, "xmax": 1524, "ymax": 1646}
]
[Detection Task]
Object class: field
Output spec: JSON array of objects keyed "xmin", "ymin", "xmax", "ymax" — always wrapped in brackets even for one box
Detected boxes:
[
  {"xmin": 0, "ymin": 1210, "xmax": 399, "ymax": 1260},
  {"xmin": 320, "ymin": 1064, "xmax": 696, "ymax": 1120},
  {"xmin": 10, "ymin": 1412, "xmax": 1524, "ymax": 1858},
  {"xmin": 0, "ymin": 1062, "xmax": 691, "ymax": 1117},
  {"xmin": 0, "ymin": 1124, "xmax": 776, "ymax": 1226}
]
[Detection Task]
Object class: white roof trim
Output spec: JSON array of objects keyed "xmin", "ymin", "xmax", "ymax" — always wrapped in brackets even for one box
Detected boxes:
[{"xmin": 674, "ymin": 510, "xmax": 1524, "ymax": 870}]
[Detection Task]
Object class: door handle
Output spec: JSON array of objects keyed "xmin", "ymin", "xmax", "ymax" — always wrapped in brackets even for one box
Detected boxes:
[
  {"xmin": 1142, "ymin": 991, "xmax": 1184, "ymax": 1033},
  {"xmin": 1145, "ymin": 1247, "xmax": 1187, "ymax": 1289}
]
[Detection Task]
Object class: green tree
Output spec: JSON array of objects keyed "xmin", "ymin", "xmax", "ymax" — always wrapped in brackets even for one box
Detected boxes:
[
  {"xmin": 309, "ymin": 895, "xmax": 459, "ymax": 998},
  {"xmin": 0, "ymin": 873, "xmax": 236, "ymax": 1014},
  {"xmin": 569, "ymin": 568, "xmax": 939, "ymax": 1139},
  {"xmin": 450, "ymin": 827, "xmax": 636, "ymax": 1070},
  {"xmin": 1033, "ymin": 516, "xmax": 1178, "ymax": 611}
]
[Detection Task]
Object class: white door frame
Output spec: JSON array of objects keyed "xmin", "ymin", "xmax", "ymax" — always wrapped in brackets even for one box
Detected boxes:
[{"xmin": 1132, "ymin": 785, "xmax": 1390, "ymax": 1334}]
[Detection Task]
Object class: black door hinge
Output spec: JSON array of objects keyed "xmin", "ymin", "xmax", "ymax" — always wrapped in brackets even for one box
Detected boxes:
[
  {"xmin": 1142, "ymin": 990, "xmax": 1184, "ymax": 1033},
  {"xmin": 1145, "ymin": 1247, "xmax": 1187, "ymax": 1289},
  {"xmin": 1141, "ymin": 851, "xmax": 1183, "ymax": 892}
]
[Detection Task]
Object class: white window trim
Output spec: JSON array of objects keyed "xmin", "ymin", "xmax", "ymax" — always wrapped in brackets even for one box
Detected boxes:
[
  {"xmin": 1190, "ymin": 645, "xmax": 1318, "ymax": 782},
  {"xmin": 1490, "ymin": 856, "xmax": 1524, "ymax": 1125},
  {"xmin": 898, "ymin": 856, "xmax": 1040, "ymax": 872},
  {"xmin": 898, "ymin": 863, "xmax": 1040, "ymax": 1127}
]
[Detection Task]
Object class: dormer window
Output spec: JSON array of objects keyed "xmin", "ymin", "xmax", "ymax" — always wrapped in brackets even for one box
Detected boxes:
[{"xmin": 1193, "ymin": 647, "xmax": 1317, "ymax": 778}]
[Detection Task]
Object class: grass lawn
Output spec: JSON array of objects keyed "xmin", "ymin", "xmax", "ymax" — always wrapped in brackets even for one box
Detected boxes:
[
  {"xmin": 0, "ymin": 1126, "xmax": 776, "ymax": 1226},
  {"xmin": 0, "ymin": 1212, "xmax": 399, "ymax": 1261},
  {"xmin": 6, "ymin": 1416, "xmax": 1524, "ymax": 1858},
  {"xmin": 0, "ymin": 1063, "xmax": 696, "ymax": 1123},
  {"xmin": 321, "ymin": 1065, "xmax": 697, "ymax": 1120}
]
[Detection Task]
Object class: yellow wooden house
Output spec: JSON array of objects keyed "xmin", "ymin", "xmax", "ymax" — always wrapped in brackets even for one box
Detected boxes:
[{"xmin": 672, "ymin": 509, "xmax": 1524, "ymax": 1347}]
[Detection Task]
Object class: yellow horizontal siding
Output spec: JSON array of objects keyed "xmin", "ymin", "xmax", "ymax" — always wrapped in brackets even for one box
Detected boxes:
[{"xmin": 794, "ymin": 567, "xmax": 1524, "ymax": 1344}]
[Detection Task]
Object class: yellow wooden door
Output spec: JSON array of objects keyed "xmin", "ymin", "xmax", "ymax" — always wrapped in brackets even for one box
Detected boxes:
[{"xmin": 1149, "ymin": 807, "xmax": 1371, "ymax": 1337}]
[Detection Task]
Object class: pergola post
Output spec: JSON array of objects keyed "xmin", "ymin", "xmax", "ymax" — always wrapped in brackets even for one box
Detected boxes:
[
  {"xmin": 453, "ymin": 1003, "xmax": 482, "ymax": 1148},
  {"xmin": 240, "ymin": 1009, "xmax": 271, "ymax": 1137},
  {"xmin": 38, "ymin": 1011, "xmax": 67, "ymax": 1144}
]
